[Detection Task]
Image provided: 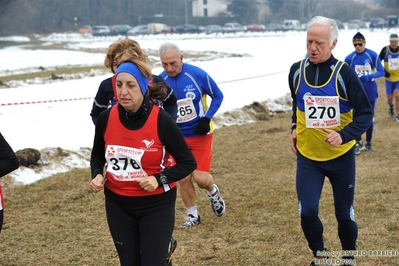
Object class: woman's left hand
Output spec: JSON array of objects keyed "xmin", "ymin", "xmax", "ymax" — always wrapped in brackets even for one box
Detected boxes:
[{"xmin": 134, "ymin": 176, "xmax": 158, "ymax": 192}]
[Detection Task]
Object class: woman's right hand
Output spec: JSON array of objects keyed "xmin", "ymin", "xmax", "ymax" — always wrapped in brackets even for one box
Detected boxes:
[{"xmin": 90, "ymin": 174, "xmax": 105, "ymax": 193}]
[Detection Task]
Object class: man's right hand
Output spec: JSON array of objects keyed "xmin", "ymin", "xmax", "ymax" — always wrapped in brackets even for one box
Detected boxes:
[{"xmin": 290, "ymin": 129, "xmax": 297, "ymax": 155}]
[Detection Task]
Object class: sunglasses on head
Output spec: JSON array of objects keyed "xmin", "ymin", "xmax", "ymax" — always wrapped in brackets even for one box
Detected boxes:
[{"xmin": 354, "ymin": 43, "xmax": 363, "ymax": 47}]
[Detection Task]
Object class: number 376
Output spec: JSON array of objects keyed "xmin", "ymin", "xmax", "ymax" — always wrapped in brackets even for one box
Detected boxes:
[{"xmin": 110, "ymin": 158, "xmax": 140, "ymax": 170}]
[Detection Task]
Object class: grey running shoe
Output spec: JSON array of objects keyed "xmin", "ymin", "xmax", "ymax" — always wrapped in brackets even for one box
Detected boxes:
[
  {"xmin": 208, "ymin": 184, "xmax": 226, "ymax": 216},
  {"xmin": 357, "ymin": 140, "xmax": 363, "ymax": 150},
  {"xmin": 180, "ymin": 214, "xmax": 201, "ymax": 229},
  {"xmin": 389, "ymin": 105, "xmax": 394, "ymax": 118},
  {"xmin": 365, "ymin": 142, "xmax": 373, "ymax": 152},
  {"xmin": 359, "ymin": 141, "xmax": 366, "ymax": 151},
  {"xmin": 355, "ymin": 142, "xmax": 361, "ymax": 155}
]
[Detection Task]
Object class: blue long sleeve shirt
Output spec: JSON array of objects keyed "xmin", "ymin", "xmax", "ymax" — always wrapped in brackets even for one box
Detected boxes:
[
  {"xmin": 344, "ymin": 47, "xmax": 384, "ymax": 101},
  {"xmin": 160, "ymin": 63, "xmax": 224, "ymax": 137}
]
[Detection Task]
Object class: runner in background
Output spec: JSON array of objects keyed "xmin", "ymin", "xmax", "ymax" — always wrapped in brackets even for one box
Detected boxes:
[
  {"xmin": 344, "ymin": 32, "xmax": 384, "ymax": 154},
  {"xmin": 90, "ymin": 39, "xmax": 177, "ymax": 125},
  {"xmin": 158, "ymin": 42, "xmax": 226, "ymax": 229},
  {"xmin": 379, "ymin": 33, "xmax": 399, "ymax": 122},
  {"xmin": 0, "ymin": 132, "xmax": 19, "ymax": 234}
]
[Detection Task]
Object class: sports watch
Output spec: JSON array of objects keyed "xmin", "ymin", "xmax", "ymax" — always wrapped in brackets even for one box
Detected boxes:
[{"xmin": 159, "ymin": 173, "xmax": 168, "ymax": 185}]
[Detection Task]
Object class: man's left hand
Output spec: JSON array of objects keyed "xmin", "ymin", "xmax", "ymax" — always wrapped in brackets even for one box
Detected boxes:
[
  {"xmin": 323, "ymin": 128, "xmax": 343, "ymax": 147},
  {"xmin": 359, "ymin": 75, "xmax": 372, "ymax": 82},
  {"xmin": 195, "ymin": 117, "xmax": 211, "ymax": 135}
]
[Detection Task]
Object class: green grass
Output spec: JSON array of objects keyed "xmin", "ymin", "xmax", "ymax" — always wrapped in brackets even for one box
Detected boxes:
[{"xmin": 0, "ymin": 80, "xmax": 398, "ymax": 265}]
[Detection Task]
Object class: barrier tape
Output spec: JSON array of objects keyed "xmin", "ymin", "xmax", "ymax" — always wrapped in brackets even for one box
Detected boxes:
[
  {"xmin": 0, "ymin": 71, "xmax": 287, "ymax": 106},
  {"xmin": 217, "ymin": 71, "xmax": 287, "ymax": 84}
]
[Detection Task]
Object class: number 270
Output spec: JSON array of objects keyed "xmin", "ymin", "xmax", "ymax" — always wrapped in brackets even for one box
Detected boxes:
[{"xmin": 308, "ymin": 106, "xmax": 336, "ymax": 119}]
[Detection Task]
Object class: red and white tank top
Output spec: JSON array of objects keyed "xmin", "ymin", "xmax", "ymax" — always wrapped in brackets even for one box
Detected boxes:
[{"xmin": 104, "ymin": 105, "xmax": 175, "ymax": 196}]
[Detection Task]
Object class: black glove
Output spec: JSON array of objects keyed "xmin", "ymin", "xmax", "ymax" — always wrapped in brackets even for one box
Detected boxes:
[
  {"xmin": 195, "ymin": 117, "xmax": 211, "ymax": 135},
  {"xmin": 385, "ymin": 69, "xmax": 391, "ymax": 78}
]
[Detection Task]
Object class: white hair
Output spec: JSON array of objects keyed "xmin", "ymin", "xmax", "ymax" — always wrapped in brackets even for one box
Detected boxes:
[
  {"xmin": 307, "ymin": 16, "xmax": 338, "ymax": 46},
  {"xmin": 159, "ymin": 42, "xmax": 182, "ymax": 57}
]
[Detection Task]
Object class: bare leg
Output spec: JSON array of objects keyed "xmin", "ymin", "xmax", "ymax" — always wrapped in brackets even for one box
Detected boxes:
[
  {"xmin": 178, "ymin": 173, "xmax": 196, "ymax": 208},
  {"xmin": 178, "ymin": 170, "xmax": 214, "ymax": 209},
  {"xmin": 192, "ymin": 170, "xmax": 214, "ymax": 191}
]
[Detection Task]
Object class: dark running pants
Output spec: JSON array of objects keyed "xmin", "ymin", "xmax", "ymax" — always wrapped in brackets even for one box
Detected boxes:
[
  {"xmin": 356, "ymin": 99, "xmax": 376, "ymax": 143},
  {"xmin": 104, "ymin": 187, "xmax": 176, "ymax": 266},
  {"xmin": 296, "ymin": 147, "xmax": 358, "ymax": 257}
]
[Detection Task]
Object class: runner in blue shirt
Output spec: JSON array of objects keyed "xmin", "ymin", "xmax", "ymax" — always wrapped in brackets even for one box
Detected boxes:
[
  {"xmin": 158, "ymin": 42, "xmax": 226, "ymax": 228},
  {"xmin": 344, "ymin": 32, "xmax": 384, "ymax": 153}
]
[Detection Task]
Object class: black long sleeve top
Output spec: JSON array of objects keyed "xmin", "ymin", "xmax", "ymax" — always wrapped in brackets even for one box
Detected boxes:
[
  {"xmin": 0, "ymin": 133, "xmax": 19, "ymax": 177},
  {"xmin": 90, "ymin": 77, "xmax": 114, "ymax": 125},
  {"xmin": 90, "ymin": 76, "xmax": 178, "ymax": 125},
  {"xmin": 288, "ymin": 55, "xmax": 373, "ymax": 144},
  {"xmin": 90, "ymin": 98, "xmax": 196, "ymax": 186}
]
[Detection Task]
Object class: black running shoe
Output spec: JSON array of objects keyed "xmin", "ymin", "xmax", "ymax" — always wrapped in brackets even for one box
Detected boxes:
[
  {"xmin": 389, "ymin": 105, "xmax": 394, "ymax": 118},
  {"xmin": 167, "ymin": 237, "xmax": 177, "ymax": 266},
  {"xmin": 365, "ymin": 142, "xmax": 373, "ymax": 153}
]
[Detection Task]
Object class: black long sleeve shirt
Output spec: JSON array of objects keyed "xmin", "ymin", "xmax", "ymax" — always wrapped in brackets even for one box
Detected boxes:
[
  {"xmin": 0, "ymin": 133, "xmax": 19, "ymax": 177},
  {"xmin": 90, "ymin": 77, "xmax": 114, "ymax": 125}
]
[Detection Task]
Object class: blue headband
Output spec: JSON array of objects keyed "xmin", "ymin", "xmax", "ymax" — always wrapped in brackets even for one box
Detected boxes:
[{"xmin": 116, "ymin": 62, "xmax": 150, "ymax": 95}]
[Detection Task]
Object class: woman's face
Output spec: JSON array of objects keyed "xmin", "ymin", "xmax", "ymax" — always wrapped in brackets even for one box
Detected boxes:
[{"xmin": 116, "ymin": 72, "xmax": 143, "ymax": 112}]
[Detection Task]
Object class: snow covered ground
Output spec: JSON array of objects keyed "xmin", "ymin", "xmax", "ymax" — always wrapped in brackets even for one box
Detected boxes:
[{"xmin": 0, "ymin": 28, "xmax": 395, "ymax": 184}]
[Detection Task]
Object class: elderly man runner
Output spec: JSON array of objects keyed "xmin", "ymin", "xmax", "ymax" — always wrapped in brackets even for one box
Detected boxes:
[{"xmin": 288, "ymin": 16, "xmax": 373, "ymax": 266}]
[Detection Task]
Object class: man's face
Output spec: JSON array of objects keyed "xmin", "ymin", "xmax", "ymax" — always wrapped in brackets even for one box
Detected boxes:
[
  {"xmin": 390, "ymin": 40, "xmax": 399, "ymax": 49},
  {"xmin": 306, "ymin": 24, "xmax": 336, "ymax": 64},
  {"xmin": 353, "ymin": 42, "xmax": 365, "ymax": 53},
  {"xmin": 160, "ymin": 49, "xmax": 183, "ymax": 77}
]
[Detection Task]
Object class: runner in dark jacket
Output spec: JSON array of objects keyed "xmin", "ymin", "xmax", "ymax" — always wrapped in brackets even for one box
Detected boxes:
[
  {"xmin": 0, "ymin": 132, "xmax": 19, "ymax": 233},
  {"xmin": 90, "ymin": 39, "xmax": 177, "ymax": 125}
]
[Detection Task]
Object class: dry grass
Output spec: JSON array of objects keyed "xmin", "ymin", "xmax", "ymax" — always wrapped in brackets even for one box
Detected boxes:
[
  {"xmin": 0, "ymin": 66, "xmax": 106, "ymax": 83},
  {"xmin": 0, "ymin": 80, "xmax": 398, "ymax": 265}
]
